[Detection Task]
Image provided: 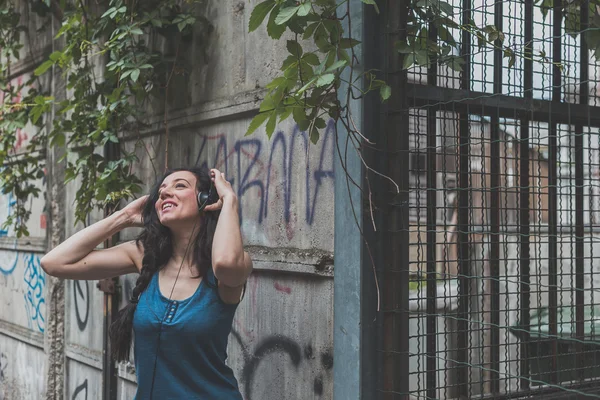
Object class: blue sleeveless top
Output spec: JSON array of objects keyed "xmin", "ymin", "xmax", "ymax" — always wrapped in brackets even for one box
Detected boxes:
[{"xmin": 132, "ymin": 268, "xmax": 242, "ymax": 400}]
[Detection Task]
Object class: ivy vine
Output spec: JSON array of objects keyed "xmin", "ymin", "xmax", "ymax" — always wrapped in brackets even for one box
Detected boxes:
[
  {"xmin": 246, "ymin": 0, "xmax": 600, "ymax": 141},
  {"xmin": 0, "ymin": 0, "xmax": 202, "ymax": 236}
]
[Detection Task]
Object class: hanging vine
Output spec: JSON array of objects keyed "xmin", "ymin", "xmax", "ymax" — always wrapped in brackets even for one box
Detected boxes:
[{"xmin": 0, "ymin": 0, "xmax": 203, "ymax": 236}]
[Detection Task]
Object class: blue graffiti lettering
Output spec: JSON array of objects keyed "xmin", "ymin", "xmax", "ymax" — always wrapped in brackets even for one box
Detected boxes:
[
  {"xmin": 235, "ymin": 139, "xmax": 265, "ymax": 223},
  {"xmin": 0, "ymin": 192, "xmax": 16, "ymax": 237},
  {"xmin": 193, "ymin": 123, "xmax": 335, "ymax": 228},
  {"xmin": 23, "ymin": 253, "xmax": 45, "ymax": 332},
  {"xmin": 309, "ymin": 120, "xmax": 335, "ymax": 225}
]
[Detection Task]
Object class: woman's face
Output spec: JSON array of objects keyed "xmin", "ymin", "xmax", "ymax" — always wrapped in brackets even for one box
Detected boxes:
[{"xmin": 155, "ymin": 171, "xmax": 200, "ymax": 227}]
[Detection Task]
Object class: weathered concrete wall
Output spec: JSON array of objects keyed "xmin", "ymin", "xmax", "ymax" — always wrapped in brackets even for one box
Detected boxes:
[
  {"xmin": 0, "ymin": 6, "xmax": 52, "ymax": 392},
  {"xmin": 2, "ymin": 1, "xmax": 335, "ymax": 399}
]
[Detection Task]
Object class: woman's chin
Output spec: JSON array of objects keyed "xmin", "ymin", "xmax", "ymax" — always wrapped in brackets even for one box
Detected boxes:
[
  {"xmin": 159, "ymin": 213, "xmax": 198, "ymax": 229},
  {"xmin": 158, "ymin": 214, "xmax": 177, "ymax": 227}
]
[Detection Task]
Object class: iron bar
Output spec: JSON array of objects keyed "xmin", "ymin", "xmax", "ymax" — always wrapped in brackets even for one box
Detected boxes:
[
  {"xmin": 518, "ymin": 0, "xmax": 534, "ymax": 390},
  {"xmin": 382, "ymin": 0, "xmax": 410, "ymax": 398},
  {"xmin": 403, "ymin": 85, "xmax": 600, "ymax": 127},
  {"xmin": 457, "ymin": 0, "xmax": 472, "ymax": 394},
  {"xmin": 489, "ymin": 0, "xmax": 503, "ymax": 392},
  {"xmin": 426, "ymin": 8, "xmax": 438, "ymax": 399}
]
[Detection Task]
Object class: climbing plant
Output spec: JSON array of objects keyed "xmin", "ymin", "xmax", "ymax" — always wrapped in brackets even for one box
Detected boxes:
[
  {"xmin": 1, "ymin": 0, "xmax": 600, "ymax": 237},
  {"xmin": 246, "ymin": 0, "xmax": 600, "ymax": 144},
  {"xmin": 0, "ymin": 0, "xmax": 202, "ymax": 236}
]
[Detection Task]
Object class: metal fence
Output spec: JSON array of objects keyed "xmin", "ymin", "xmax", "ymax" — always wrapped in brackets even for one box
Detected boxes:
[{"xmin": 375, "ymin": 0, "xmax": 600, "ymax": 398}]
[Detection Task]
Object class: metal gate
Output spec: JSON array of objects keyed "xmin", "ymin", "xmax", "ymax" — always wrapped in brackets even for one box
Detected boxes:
[{"xmin": 374, "ymin": 0, "xmax": 600, "ymax": 398}]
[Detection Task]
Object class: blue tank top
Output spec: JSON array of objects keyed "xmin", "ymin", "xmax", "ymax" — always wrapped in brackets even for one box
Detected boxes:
[{"xmin": 132, "ymin": 267, "xmax": 242, "ymax": 400}]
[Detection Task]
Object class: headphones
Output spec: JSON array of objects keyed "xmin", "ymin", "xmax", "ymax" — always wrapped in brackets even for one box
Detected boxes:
[{"xmin": 197, "ymin": 181, "xmax": 218, "ymax": 211}]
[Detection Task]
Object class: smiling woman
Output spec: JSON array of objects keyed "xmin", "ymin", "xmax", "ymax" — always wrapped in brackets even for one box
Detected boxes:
[{"xmin": 39, "ymin": 166, "xmax": 253, "ymax": 399}]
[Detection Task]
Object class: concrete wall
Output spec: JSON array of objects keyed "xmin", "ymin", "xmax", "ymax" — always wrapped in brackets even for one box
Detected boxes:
[
  {"xmin": 0, "ymin": 4, "xmax": 52, "ymax": 396},
  {"xmin": 1, "ymin": 1, "xmax": 335, "ymax": 399}
]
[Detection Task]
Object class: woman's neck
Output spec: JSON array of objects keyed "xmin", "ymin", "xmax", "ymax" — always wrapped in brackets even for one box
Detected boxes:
[{"xmin": 169, "ymin": 224, "xmax": 199, "ymax": 268}]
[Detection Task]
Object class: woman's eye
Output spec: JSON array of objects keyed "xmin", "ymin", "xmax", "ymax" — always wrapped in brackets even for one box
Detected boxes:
[{"xmin": 176, "ymin": 183, "xmax": 186, "ymax": 188}]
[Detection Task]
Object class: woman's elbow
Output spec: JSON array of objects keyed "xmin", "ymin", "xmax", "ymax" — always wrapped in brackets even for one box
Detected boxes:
[
  {"xmin": 213, "ymin": 259, "xmax": 247, "ymax": 286},
  {"xmin": 40, "ymin": 256, "xmax": 60, "ymax": 277}
]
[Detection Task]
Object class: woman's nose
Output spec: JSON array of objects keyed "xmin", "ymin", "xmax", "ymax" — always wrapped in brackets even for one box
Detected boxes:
[{"xmin": 160, "ymin": 188, "xmax": 173, "ymax": 199}]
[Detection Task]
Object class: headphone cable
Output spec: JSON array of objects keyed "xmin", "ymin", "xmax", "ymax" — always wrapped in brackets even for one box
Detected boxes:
[{"xmin": 148, "ymin": 216, "xmax": 199, "ymax": 399}]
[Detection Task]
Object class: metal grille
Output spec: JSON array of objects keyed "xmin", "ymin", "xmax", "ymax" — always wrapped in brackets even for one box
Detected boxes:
[{"xmin": 378, "ymin": 0, "xmax": 600, "ymax": 398}]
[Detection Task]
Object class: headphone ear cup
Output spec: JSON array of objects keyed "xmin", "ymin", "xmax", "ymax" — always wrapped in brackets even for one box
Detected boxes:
[
  {"xmin": 197, "ymin": 182, "xmax": 218, "ymax": 211},
  {"xmin": 197, "ymin": 191, "xmax": 209, "ymax": 211}
]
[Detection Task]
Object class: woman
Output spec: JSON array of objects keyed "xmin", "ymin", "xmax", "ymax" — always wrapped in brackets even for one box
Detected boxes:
[{"xmin": 40, "ymin": 167, "xmax": 252, "ymax": 399}]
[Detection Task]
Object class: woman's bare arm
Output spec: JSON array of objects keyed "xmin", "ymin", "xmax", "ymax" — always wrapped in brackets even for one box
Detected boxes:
[
  {"xmin": 205, "ymin": 169, "xmax": 253, "ymax": 289},
  {"xmin": 40, "ymin": 197, "xmax": 147, "ymax": 280}
]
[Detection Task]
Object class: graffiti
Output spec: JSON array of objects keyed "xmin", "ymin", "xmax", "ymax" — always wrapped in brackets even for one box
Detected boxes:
[
  {"xmin": 194, "ymin": 122, "xmax": 335, "ymax": 233},
  {"xmin": 71, "ymin": 379, "xmax": 88, "ymax": 400},
  {"xmin": 74, "ymin": 280, "xmax": 90, "ymax": 332},
  {"xmin": 273, "ymin": 282, "xmax": 292, "ymax": 294},
  {"xmin": 23, "ymin": 254, "xmax": 45, "ymax": 332},
  {"xmin": 0, "ymin": 192, "xmax": 19, "ymax": 275},
  {"xmin": 231, "ymin": 331, "xmax": 333, "ymax": 400},
  {"xmin": 0, "ymin": 352, "xmax": 6, "ymax": 381},
  {"xmin": 0, "ymin": 192, "xmax": 16, "ymax": 238},
  {"xmin": 0, "ymin": 252, "xmax": 18, "ymax": 276}
]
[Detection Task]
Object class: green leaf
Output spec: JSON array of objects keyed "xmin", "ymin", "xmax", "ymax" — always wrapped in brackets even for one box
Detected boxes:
[
  {"xmin": 303, "ymin": 22, "xmax": 319, "ymax": 39},
  {"xmin": 339, "ymin": 38, "xmax": 361, "ymax": 49},
  {"xmin": 380, "ymin": 84, "xmax": 391, "ymax": 101},
  {"xmin": 293, "ymin": 106, "xmax": 307, "ymax": 126},
  {"xmin": 503, "ymin": 48, "xmax": 516, "ymax": 68},
  {"xmin": 283, "ymin": 65, "xmax": 299, "ymax": 79},
  {"xmin": 437, "ymin": 1, "xmax": 454, "ymax": 15},
  {"xmin": 249, "ymin": 0, "xmax": 276, "ymax": 32},
  {"xmin": 48, "ymin": 51, "xmax": 62, "ymax": 62},
  {"xmin": 267, "ymin": 6, "xmax": 287, "ymax": 39},
  {"xmin": 415, "ymin": 50, "xmax": 429, "ymax": 66},
  {"xmin": 275, "ymin": 6, "xmax": 300, "ymax": 25},
  {"xmin": 120, "ymin": 69, "xmax": 133, "ymax": 80},
  {"xmin": 297, "ymin": 76, "xmax": 318, "ymax": 94},
  {"xmin": 361, "ymin": 0, "xmax": 380, "ymax": 13},
  {"xmin": 447, "ymin": 55, "xmax": 465, "ymax": 71},
  {"xmin": 34, "ymin": 60, "xmax": 54, "ymax": 76},
  {"xmin": 402, "ymin": 53, "xmax": 415, "ymax": 70},
  {"xmin": 325, "ymin": 59, "xmax": 347, "ymax": 73},
  {"xmin": 50, "ymin": 132, "xmax": 65, "ymax": 147},
  {"xmin": 287, "ymin": 40, "xmax": 303, "ymax": 57},
  {"xmin": 309, "ymin": 125, "xmax": 320, "ymax": 143},
  {"xmin": 101, "ymin": 7, "xmax": 117, "ymax": 19},
  {"xmin": 316, "ymin": 73, "xmax": 335, "ymax": 87},
  {"xmin": 278, "ymin": 107, "xmax": 293, "ymax": 122},
  {"xmin": 437, "ymin": 25, "xmax": 456, "ymax": 46},
  {"xmin": 266, "ymin": 76, "xmax": 288, "ymax": 90},
  {"xmin": 303, "ymin": 53, "xmax": 320, "ymax": 65},
  {"xmin": 265, "ymin": 110, "xmax": 277, "ymax": 138},
  {"xmin": 130, "ymin": 68, "xmax": 140, "ymax": 82},
  {"xmin": 297, "ymin": 2, "xmax": 311, "ymax": 17},
  {"xmin": 246, "ymin": 111, "xmax": 271, "ymax": 136}
]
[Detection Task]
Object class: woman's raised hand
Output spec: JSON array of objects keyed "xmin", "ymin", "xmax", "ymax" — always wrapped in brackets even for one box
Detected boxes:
[
  {"xmin": 203, "ymin": 169, "xmax": 236, "ymax": 212},
  {"xmin": 121, "ymin": 195, "xmax": 148, "ymax": 227}
]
